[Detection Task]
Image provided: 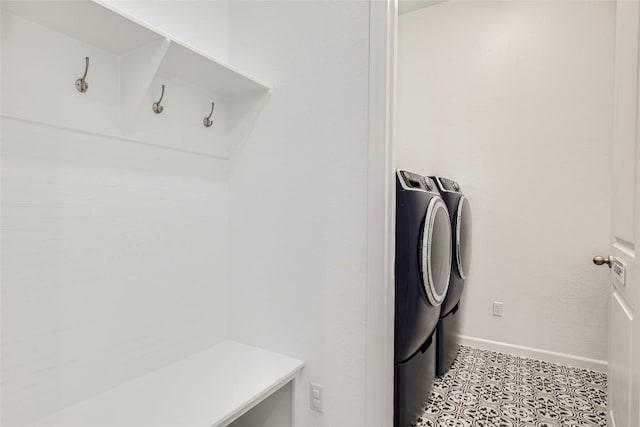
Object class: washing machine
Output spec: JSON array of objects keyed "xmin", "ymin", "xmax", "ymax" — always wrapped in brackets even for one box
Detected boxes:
[
  {"xmin": 431, "ymin": 177, "xmax": 472, "ymax": 377},
  {"xmin": 395, "ymin": 170, "xmax": 452, "ymax": 427}
]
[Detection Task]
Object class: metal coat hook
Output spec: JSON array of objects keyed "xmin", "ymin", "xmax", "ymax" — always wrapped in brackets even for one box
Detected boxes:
[
  {"xmin": 203, "ymin": 102, "xmax": 215, "ymax": 128},
  {"xmin": 75, "ymin": 57, "xmax": 89, "ymax": 93},
  {"xmin": 153, "ymin": 84, "xmax": 165, "ymax": 114}
]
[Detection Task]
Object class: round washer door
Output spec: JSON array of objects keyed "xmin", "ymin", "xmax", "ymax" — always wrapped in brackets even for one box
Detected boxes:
[
  {"xmin": 456, "ymin": 196, "xmax": 472, "ymax": 279},
  {"xmin": 420, "ymin": 198, "xmax": 452, "ymax": 306}
]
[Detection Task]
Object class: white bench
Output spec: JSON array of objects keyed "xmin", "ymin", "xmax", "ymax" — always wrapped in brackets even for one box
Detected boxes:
[{"xmin": 29, "ymin": 341, "xmax": 304, "ymax": 427}]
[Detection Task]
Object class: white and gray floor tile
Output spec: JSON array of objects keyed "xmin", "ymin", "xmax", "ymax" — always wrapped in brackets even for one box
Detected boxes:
[{"xmin": 413, "ymin": 346, "xmax": 607, "ymax": 427}]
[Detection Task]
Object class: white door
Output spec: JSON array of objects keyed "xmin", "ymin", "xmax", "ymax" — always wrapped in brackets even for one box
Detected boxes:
[{"xmin": 605, "ymin": 1, "xmax": 640, "ymax": 426}]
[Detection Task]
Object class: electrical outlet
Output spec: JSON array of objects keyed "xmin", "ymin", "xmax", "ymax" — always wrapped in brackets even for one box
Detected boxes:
[
  {"xmin": 492, "ymin": 302, "xmax": 503, "ymax": 317},
  {"xmin": 310, "ymin": 383, "xmax": 324, "ymax": 413}
]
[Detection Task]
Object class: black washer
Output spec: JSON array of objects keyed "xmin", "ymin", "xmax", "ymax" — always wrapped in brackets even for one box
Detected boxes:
[{"xmin": 394, "ymin": 170, "xmax": 452, "ymax": 427}]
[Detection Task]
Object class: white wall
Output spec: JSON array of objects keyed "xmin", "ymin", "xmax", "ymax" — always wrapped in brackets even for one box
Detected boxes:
[
  {"xmin": 226, "ymin": 1, "xmax": 370, "ymax": 426},
  {"xmin": 398, "ymin": 1, "xmax": 614, "ymax": 363},
  {"xmin": 101, "ymin": 0, "xmax": 229, "ymax": 61},
  {"xmin": 1, "ymin": 3, "xmax": 231, "ymax": 425},
  {"xmin": 3, "ymin": 1, "xmax": 375, "ymax": 426},
  {"xmin": 1, "ymin": 119, "xmax": 230, "ymax": 427}
]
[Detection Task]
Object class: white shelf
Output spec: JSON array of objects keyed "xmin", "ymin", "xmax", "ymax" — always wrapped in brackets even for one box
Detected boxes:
[
  {"xmin": 160, "ymin": 41, "xmax": 269, "ymax": 95},
  {"xmin": 28, "ymin": 341, "xmax": 304, "ymax": 427},
  {"xmin": 1, "ymin": 0, "xmax": 161, "ymax": 55},
  {"xmin": 2, "ymin": 0, "xmax": 270, "ymax": 93},
  {"xmin": 1, "ymin": 0, "xmax": 270, "ymax": 159}
]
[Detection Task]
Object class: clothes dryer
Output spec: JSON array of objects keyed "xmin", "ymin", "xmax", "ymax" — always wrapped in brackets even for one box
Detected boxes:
[
  {"xmin": 431, "ymin": 177, "xmax": 472, "ymax": 377},
  {"xmin": 395, "ymin": 170, "xmax": 452, "ymax": 427}
]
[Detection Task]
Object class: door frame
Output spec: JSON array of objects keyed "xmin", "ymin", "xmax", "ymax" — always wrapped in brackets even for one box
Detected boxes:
[{"xmin": 365, "ymin": 0, "xmax": 397, "ymax": 426}]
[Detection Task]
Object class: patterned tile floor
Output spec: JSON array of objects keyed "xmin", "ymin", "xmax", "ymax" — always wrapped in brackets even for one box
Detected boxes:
[{"xmin": 414, "ymin": 346, "xmax": 607, "ymax": 427}]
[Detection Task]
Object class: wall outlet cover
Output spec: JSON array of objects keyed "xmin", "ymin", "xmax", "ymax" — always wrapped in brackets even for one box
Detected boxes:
[
  {"xmin": 310, "ymin": 383, "xmax": 324, "ymax": 413},
  {"xmin": 492, "ymin": 302, "xmax": 503, "ymax": 317}
]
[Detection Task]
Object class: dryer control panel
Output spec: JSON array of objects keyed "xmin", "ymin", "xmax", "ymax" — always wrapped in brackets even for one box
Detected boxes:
[{"xmin": 399, "ymin": 171, "xmax": 437, "ymax": 193}]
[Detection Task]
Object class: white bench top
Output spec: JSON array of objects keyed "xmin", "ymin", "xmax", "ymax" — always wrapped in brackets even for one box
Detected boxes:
[{"xmin": 29, "ymin": 341, "xmax": 304, "ymax": 427}]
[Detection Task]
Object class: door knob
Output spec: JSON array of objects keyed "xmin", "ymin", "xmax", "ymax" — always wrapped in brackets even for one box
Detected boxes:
[{"xmin": 593, "ymin": 255, "xmax": 613, "ymax": 268}]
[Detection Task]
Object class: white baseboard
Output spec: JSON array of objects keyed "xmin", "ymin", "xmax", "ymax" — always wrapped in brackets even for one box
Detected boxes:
[{"xmin": 458, "ymin": 335, "xmax": 608, "ymax": 373}]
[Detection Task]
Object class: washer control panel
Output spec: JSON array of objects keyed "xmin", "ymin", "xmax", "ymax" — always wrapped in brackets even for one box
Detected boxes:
[
  {"xmin": 436, "ymin": 177, "xmax": 462, "ymax": 193},
  {"xmin": 399, "ymin": 171, "xmax": 437, "ymax": 193}
]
